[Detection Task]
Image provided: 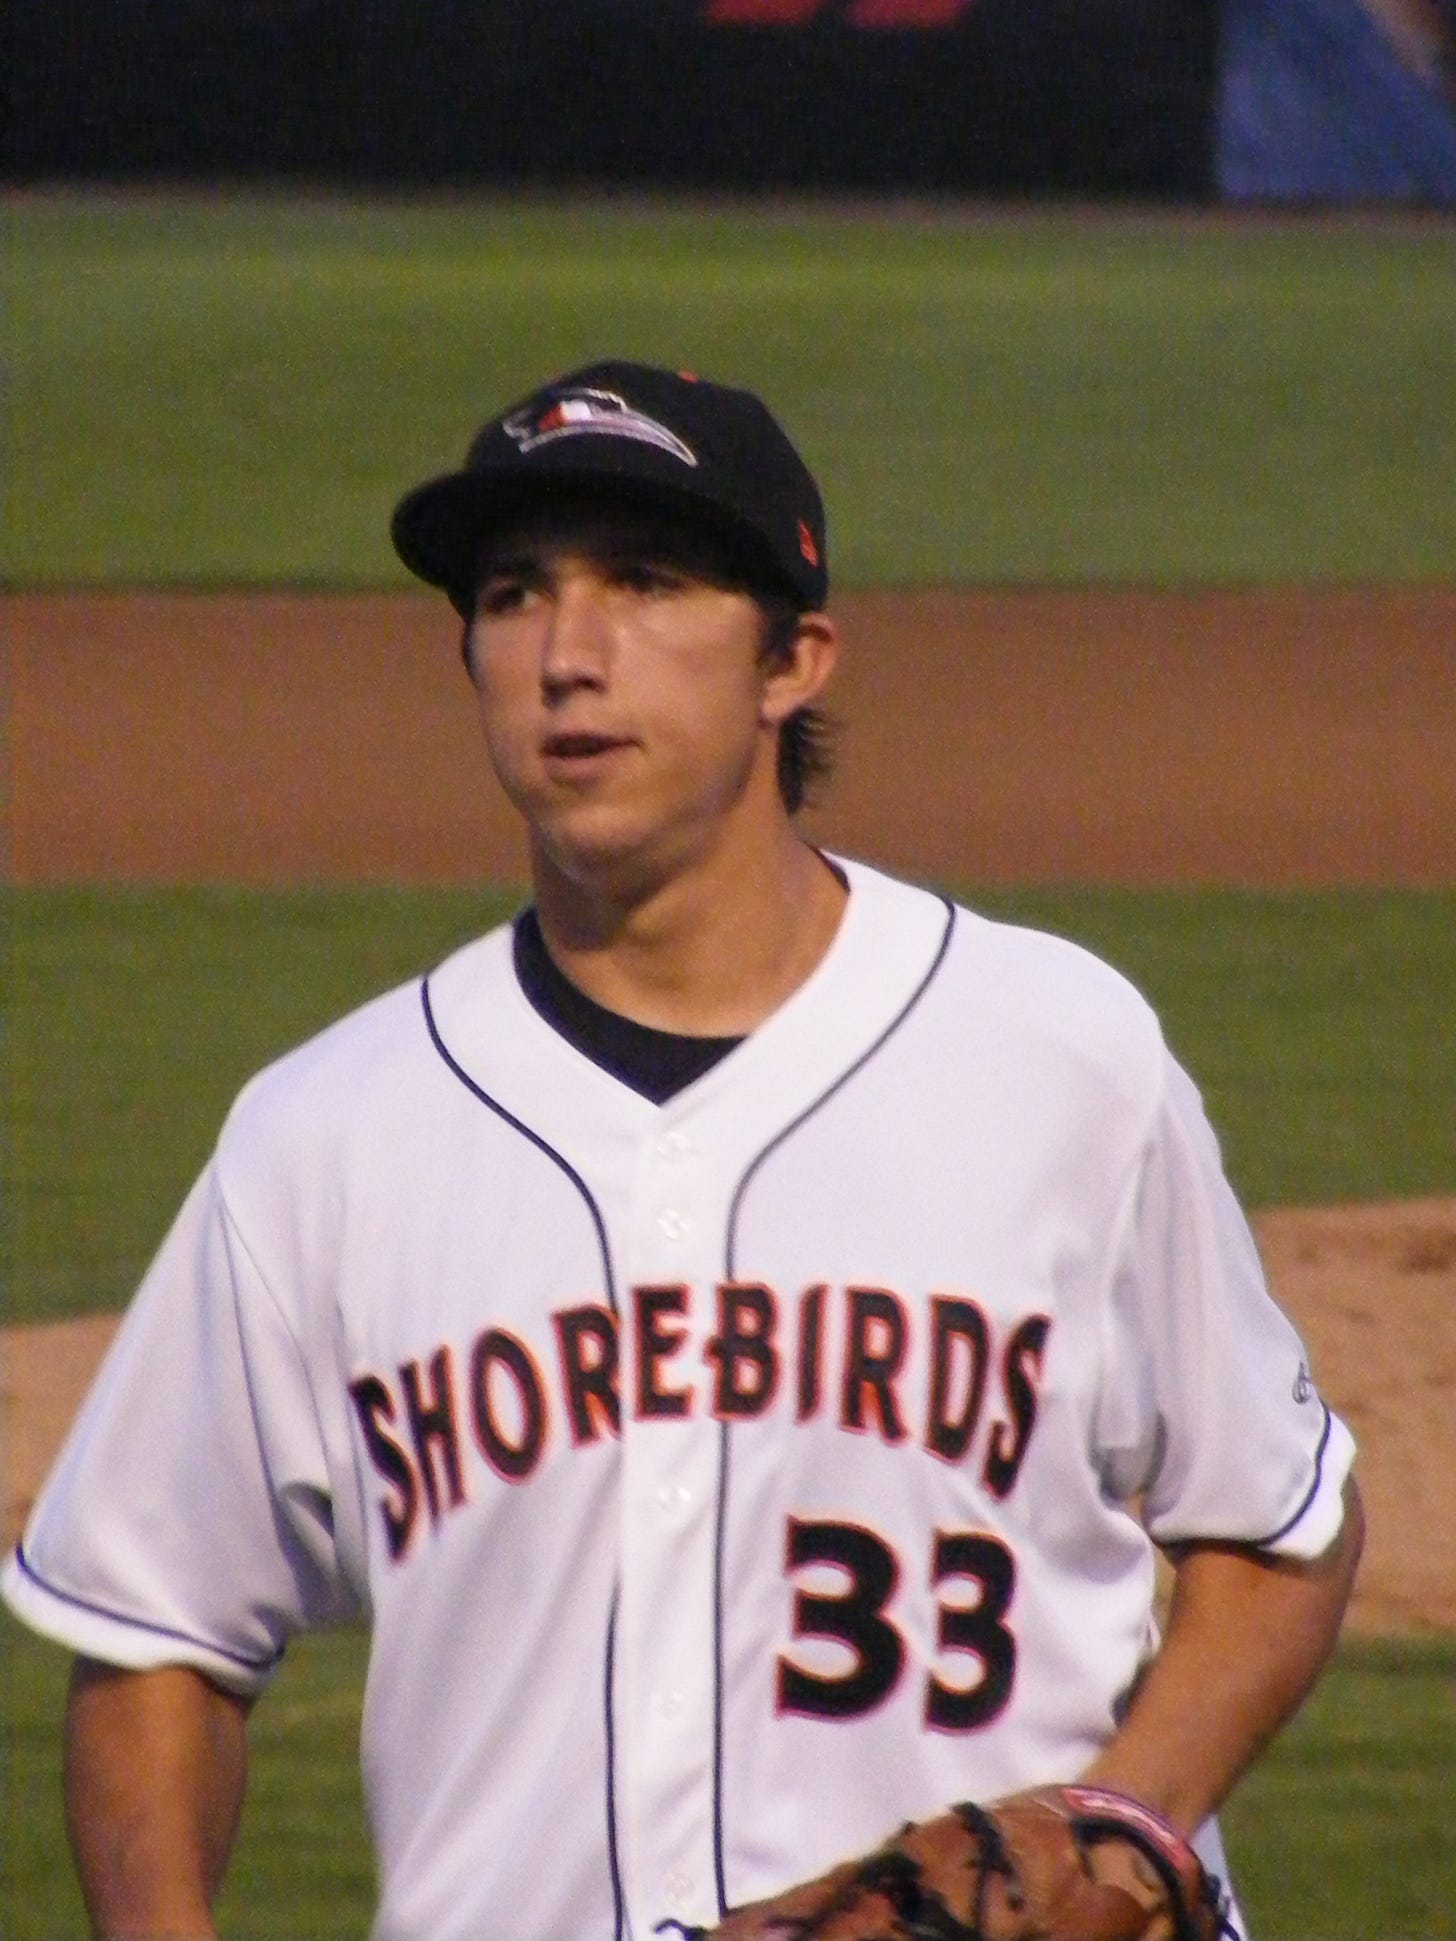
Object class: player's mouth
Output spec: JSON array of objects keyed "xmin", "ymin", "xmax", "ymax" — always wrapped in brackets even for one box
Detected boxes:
[{"xmin": 540, "ymin": 730, "xmax": 635, "ymax": 776}]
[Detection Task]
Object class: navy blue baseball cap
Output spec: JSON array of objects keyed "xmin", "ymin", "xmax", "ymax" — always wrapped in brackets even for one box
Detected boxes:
[{"xmin": 390, "ymin": 361, "xmax": 828, "ymax": 617}]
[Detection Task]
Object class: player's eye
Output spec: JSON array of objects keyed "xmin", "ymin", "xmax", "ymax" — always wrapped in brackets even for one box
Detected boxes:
[
  {"xmin": 476, "ymin": 573, "xmax": 532, "ymax": 617},
  {"xmin": 610, "ymin": 559, "xmax": 686, "ymax": 596}
]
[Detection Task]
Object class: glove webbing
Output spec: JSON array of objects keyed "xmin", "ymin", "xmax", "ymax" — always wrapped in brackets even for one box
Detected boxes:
[
  {"xmin": 809, "ymin": 1802, "xmax": 1012, "ymax": 1941},
  {"xmin": 682, "ymin": 1803, "xmax": 1017, "ymax": 1941},
  {"xmin": 850, "ymin": 1845, "xmax": 981, "ymax": 1941}
]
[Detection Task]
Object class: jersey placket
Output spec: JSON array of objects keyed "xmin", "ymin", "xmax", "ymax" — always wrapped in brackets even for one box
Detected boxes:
[{"xmin": 616, "ymin": 1119, "xmax": 724, "ymax": 1934}]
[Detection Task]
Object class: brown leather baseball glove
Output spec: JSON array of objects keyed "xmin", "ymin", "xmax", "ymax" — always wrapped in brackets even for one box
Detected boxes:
[{"xmin": 703, "ymin": 1784, "xmax": 1233, "ymax": 1941}]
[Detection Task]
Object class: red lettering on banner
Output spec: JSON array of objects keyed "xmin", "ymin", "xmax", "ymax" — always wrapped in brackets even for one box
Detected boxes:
[{"xmin": 705, "ymin": 0, "xmax": 977, "ymax": 22}]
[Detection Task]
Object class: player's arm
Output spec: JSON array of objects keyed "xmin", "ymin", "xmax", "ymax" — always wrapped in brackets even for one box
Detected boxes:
[
  {"xmin": 1079, "ymin": 1473, "xmax": 1365, "ymax": 1833},
  {"xmin": 64, "ymin": 1655, "xmax": 252, "ymax": 1940}
]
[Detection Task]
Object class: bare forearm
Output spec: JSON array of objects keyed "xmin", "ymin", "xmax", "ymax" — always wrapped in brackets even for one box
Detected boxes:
[
  {"xmin": 64, "ymin": 1658, "xmax": 250, "ymax": 1940},
  {"xmin": 1083, "ymin": 1477, "xmax": 1365, "ymax": 1832}
]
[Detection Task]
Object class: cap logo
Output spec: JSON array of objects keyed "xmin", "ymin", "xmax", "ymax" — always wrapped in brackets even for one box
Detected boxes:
[{"xmin": 504, "ymin": 388, "xmax": 698, "ymax": 466}]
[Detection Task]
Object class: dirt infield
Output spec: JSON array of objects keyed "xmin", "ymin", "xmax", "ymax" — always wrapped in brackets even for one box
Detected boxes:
[
  {"xmin": 8, "ymin": 585, "xmax": 1456, "ymax": 885},
  {"xmin": 3, "ymin": 585, "xmax": 1454, "ymax": 1632}
]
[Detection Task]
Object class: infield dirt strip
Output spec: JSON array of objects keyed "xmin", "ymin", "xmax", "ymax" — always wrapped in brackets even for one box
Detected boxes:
[
  {"xmin": 3, "ymin": 585, "xmax": 1455, "ymax": 1631},
  {"xmin": 8, "ymin": 587, "xmax": 1456, "ymax": 884}
]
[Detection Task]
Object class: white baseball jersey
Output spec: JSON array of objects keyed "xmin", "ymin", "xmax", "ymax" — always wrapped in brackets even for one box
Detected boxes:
[{"xmin": 4, "ymin": 858, "xmax": 1353, "ymax": 1941}]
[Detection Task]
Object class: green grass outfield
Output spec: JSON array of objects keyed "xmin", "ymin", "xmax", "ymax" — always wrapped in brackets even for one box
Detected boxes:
[{"xmin": 5, "ymin": 190, "xmax": 1455, "ymax": 587}]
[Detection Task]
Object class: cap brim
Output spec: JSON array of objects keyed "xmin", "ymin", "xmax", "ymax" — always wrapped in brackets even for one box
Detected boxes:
[{"xmin": 391, "ymin": 467, "xmax": 810, "ymax": 617}]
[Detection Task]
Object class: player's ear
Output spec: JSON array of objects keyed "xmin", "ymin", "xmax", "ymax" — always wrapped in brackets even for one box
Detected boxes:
[{"xmin": 759, "ymin": 611, "xmax": 839, "ymax": 728}]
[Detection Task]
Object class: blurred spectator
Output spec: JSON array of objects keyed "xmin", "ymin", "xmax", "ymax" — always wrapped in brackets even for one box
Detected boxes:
[{"xmin": 1218, "ymin": 0, "xmax": 1456, "ymax": 201}]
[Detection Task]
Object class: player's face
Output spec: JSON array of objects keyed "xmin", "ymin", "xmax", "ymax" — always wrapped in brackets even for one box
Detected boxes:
[{"xmin": 465, "ymin": 503, "xmax": 832, "ymax": 898}]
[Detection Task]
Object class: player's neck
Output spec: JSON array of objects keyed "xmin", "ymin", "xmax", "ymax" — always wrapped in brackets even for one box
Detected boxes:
[{"xmin": 530, "ymin": 829, "xmax": 847, "ymax": 1038}]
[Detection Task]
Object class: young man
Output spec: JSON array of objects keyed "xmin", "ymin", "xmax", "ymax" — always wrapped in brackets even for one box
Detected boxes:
[{"xmin": 3, "ymin": 362, "xmax": 1362, "ymax": 1941}]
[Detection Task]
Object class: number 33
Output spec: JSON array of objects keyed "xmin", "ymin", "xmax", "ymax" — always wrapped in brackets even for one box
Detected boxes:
[{"xmin": 776, "ymin": 1517, "xmax": 1017, "ymax": 1730}]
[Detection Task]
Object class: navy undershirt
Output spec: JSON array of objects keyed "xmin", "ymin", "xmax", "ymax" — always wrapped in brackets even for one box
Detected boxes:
[{"xmin": 512, "ymin": 908, "xmax": 744, "ymax": 1104}]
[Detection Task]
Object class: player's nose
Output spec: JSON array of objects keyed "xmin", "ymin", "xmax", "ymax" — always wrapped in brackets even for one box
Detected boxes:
[{"xmin": 540, "ymin": 570, "xmax": 612, "ymax": 697}]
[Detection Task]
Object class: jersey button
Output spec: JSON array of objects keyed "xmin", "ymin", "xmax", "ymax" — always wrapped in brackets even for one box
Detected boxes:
[
  {"xmin": 655, "ymin": 1687, "xmax": 686, "ymax": 1718},
  {"xmin": 655, "ymin": 1131, "xmax": 694, "ymax": 1159},
  {"xmin": 656, "ymin": 1207, "xmax": 692, "ymax": 1241},
  {"xmin": 655, "ymin": 1481, "xmax": 694, "ymax": 1515},
  {"xmin": 665, "ymin": 1872, "xmax": 696, "ymax": 1909}
]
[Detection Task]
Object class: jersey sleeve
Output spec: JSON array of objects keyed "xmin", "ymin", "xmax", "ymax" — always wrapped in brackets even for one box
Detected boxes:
[
  {"xmin": 1, "ymin": 1159, "xmax": 358, "ymax": 1695},
  {"xmin": 1092, "ymin": 1049, "xmax": 1355, "ymax": 1560}
]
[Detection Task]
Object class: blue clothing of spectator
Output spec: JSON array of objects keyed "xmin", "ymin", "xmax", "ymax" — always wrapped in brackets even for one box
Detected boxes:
[{"xmin": 1218, "ymin": 0, "xmax": 1456, "ymax": 201}]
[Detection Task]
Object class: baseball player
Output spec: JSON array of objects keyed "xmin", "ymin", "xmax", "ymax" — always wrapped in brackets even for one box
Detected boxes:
[{"xmin": 3, "ymin": 362, "xmax": 1362, "ymax": 1941}]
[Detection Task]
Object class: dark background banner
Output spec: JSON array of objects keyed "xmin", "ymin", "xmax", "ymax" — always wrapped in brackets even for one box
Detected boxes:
[{"xmin": 7, "ymin": 0, "xmax": 1218, "ymax": 196}]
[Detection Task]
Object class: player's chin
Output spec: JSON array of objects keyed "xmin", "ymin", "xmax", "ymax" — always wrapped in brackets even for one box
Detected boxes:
[{"xmin": 530, "ymin": 801, "xmax": 669, "ymax": 890}]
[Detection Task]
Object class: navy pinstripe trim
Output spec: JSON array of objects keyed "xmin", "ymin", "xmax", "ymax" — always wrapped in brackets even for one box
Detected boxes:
[
  {"xmin": 710, "ymin": 896, "xmax": 958, "ymax": 1916},
  {"xmin": 711, "ymin": 1417, "xmax": 736, "ymax": 1917},
  {"xmin": 1254, "ymin": 1402, "xmax": 1335, "ymax": 1548},
  {"xmin": 10, "ymin": 1542, "xmax": 283, "ymax": 1674},
  {"xmin": 420, "ymin": 975, "xmax": 619, "ymax": 1315},
  {"xmin": 605, "ymin": 1584, "xmax": 628, "ymax": 1941},
  {"xmin": 420, "ymin": 973, "xmax": 626, "ymax": 1940}
]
